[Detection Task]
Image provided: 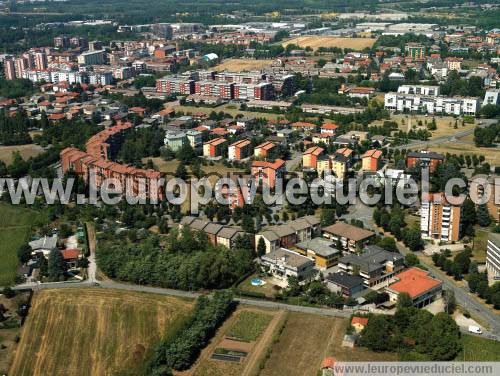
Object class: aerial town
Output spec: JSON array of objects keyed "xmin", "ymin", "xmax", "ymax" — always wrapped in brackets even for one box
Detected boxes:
[{"xmin": 0, "ymin": 0, "xmax": 499, "ymax": 375}]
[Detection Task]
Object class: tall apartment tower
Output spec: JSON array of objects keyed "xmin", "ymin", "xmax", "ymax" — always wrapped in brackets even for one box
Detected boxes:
[
  {"xmin": 34, "ymin": 52, "xmax": 48, "ymax": 70},
  {"xmin": 420, "ymin": 192, "xmax": 462, "ymax": 242}
]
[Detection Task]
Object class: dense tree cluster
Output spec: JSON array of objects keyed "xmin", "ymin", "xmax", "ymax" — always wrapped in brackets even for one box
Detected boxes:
[
  {"xmin": 0, "ymin": 110, "xmax": 33, "ymax": 145},
  {"xmin": 147, "ymin": 291, "xmax": 234, "ymax": 374},
  {"xmin": 373, "ymin": 206, "xmax": 423, "ymax": 251},
  {"xmin": 0, "ymin": 78, "xmax": 35, "ymax": 98},
  {"xmin": 118, "ymin": 127, "xmax": 165, "ymax": 165},
  {"xmin": 432, "ymin": 248, "xmax": 472, "ymax": 280},
  {"xmin": 96, "ymin": 227, "xmax": 254, "ymax": 290},
  {"xmin": 358, "ymin": 304, "xmax": 462, "ymax": 360},
  {"xmin": 474, "ymin": 122, "xmax": 500, "ymax": 147}
]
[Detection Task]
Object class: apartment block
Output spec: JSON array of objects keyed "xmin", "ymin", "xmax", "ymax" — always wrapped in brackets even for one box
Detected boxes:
[
  {"xmin": 195, "ymin": 80, "xmax": 234, "ymax": 99},
  {"xmin": 254, "ymin": 141, "xmax": 276, "ymax": 158},
  {"xmin": 77, "ymin": 50, "xmax": 106, "ymax": 65},
  {"xmin": 251, "ymin": 159, "xmax": 286, "ymax": 189},
  {"xmin": 203, "ymin": 138, "xmax": 227, "ymax": 158},
  {"xmin": 420, "ymin": 192, "xmax": 462, "ymax": 242},
  {"xmin": 384, "ymin": 92, "xmax": 480, "ymax": 116},
  {"xmin": 487, "ymin": 233, "xmax": 500, "ymax": 283},
  {"xmin": 406, "ymin": 151, "xmax": 444, "ymax": 173},
  {"xmin": 234, "ymin": 82, "xmax": 274, "ymax": 100},
  {"xmin": 156, "ymin": 77, "xmax": 195, "ymax": 95},
  {"xmin": 361, "ymin": 149, "xmax": 382, "ymax": 172},
  {"xmin": 302, "ymin": 146, "xmax": 324, "ymax": 169},
  {"xmin": 228, "ymin": 139, "xmax": 252, "ymax": 161}
]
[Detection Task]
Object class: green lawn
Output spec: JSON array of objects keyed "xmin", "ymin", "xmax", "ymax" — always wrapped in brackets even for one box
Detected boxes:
[
  {"xmin": 226, "ymin": 311, "xmax": 273, "ymax": 342},
  {"xmin": 0, "ymin": 203, "xmax": 46, "ymax": 286},
  {"xmin": 456, "ymin": 334, "xmax": 500, "ymax": 361},
  {"xmin": 472, "ymin": 228, "xmax": 489, "ymax": 263}
]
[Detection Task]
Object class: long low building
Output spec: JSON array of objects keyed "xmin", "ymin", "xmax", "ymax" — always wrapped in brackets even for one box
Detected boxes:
[
  {"xmin": 384, "ymin": 92, "xmax": 480, "ymax": 116},
  {"xmin": 386, "ymin": 267, "xmax": 443, "ymax": 307}
]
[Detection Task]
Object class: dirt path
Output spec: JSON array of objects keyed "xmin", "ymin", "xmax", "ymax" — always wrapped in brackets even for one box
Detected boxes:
[{"xmin": 241, "ymin": 310, "xmax": 285, "ymax": 376}]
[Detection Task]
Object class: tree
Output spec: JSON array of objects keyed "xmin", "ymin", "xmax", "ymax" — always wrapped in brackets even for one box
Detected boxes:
[
  {"xmin": 241, "ymin": 215, "xmax": 255, "ymax": 233},
  {"xmin": 461, "ymin": 198, "xmax": 476, "ymax": 236},
  {"xmin": 377, "ymin": 236, "xmax": 397, "ymax": 252},
  {"xmin": 443, "ymin": 290, "xmax": 456, "ymax": 314},
  {"xmin": 17, "ymin": 244, "xmax": 31, "ymax": 264},
  {"xmin": 175, "ymin": 163, "xmax": 188, "ymax": 180},
  {"xmin": 424, "ymin": 312, "xmax": 461, "ymax": 360},
  {"xmin": 397, "ymin": 292, "xmax": 413, "ymax": 309},
  {"xmin": 257, "ymin": 237, "xmax": 267, "ymax": 256},
  {"xmin": 176, "ymin": 143, "xmax": 196, "ymax": 165},
  {"xmin": 476, "ymin": 204, "xmax": 491, "ymax": 227},
  {"xmin": 402, "ymin": 227, "xmax": 423, "ymax": 251},
  {"xmin": 358, "ymin": 315, "xmax": 393, "ymax": 352},
  {"xmin": 404, "ymin": 253, "xmax": 420, "ymax": 267},
  {"xmin": 320, "ymin": 207, "xmax": 336, "ymax": 227},
  {"xmin": 48, "ymin": 249, "xmax": 66, "ymax": 282},
  {"xmin": 2, "ymin": 287, "xmax": 16, "ymax": 298}
]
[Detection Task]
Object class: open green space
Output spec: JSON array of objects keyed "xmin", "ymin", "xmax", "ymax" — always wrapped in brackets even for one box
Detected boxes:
[{"xmin": 226, "ymin": 310, "xmax": 273, "ymax": 342}]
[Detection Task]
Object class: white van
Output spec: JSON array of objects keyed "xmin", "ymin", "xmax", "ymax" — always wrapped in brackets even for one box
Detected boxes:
[{"xmin": 468, "ymin": 325, "xmax": 482, "ymax": 334}]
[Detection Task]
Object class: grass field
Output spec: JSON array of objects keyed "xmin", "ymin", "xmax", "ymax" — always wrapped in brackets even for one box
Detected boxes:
[
  {"xmin": 261, "ymin": 313, "xmax": 396, "ymax": 376},
  {"xmin": 282, "ymin": 36, "xmax": 376, "ymax": 51},
  {"xmin": 0, "ymin": 144, "xmax": 44, "ymax": 165},
  {"xmin": 226, "ymin": 311, "xmax": 273, "ymax": 342},
  {"xmin": 9, "ymin": 288, "xmax": 193, "ymax": 376},
  {"xmin": 174, "ymin": 104, "xmax": 284, "ymax": 121},
  {"xmin": 421, "ymin": 143, "xmax": 500, "ymax": 166},
  {"xmin": 472, "ymin": 228, "xmax": 489, "ymax": 262},
  {"xmin": 0, "ymin": 204, "xmax": 46, "ymax": 286},
  {"xmin": 456, "ymin": 334, "xmax": 500, "ymax": 361},
  {"xmin": 214, "ymin": 59, "xmax": 273, "ymax": 72}
]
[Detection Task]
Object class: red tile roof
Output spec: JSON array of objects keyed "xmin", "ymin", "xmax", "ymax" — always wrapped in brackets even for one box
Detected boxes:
[
  {"xmin": 61, "ymin": 249, "xmax": 81, "ymax": 260},
  {"xmin": 351, "ymin": 316, "xmax": 369, "ymax": 327},
  {"xmin": 388, "ymin": 267, "xmax": 442, "ymax": 299}
]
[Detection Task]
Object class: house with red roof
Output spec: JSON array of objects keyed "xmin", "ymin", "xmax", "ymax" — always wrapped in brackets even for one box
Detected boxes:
[
  {"xmin": 351, "ymin": 316, "xmax": 369, "ymax": 333},
  {"xmin": 302, "ymin": 146, "xmax": 324, "ymax": 169},
  {"xmin": 386, "ymin": 267, "xmax": 443, "ymax": 308},
  {"xmin": 254, "ymin": 141, "xmax": 276, "ymax": 158},
  {"xmin": 251, "ymin": 159, "xmax": 285, "ymax": 189},
  {"xmin": 361, "ymin": 149, "xmax": 383, "ymax": 172},
  {"xmin": 61, "ymin": 249, "xmax": 82, "ymax": 269}
]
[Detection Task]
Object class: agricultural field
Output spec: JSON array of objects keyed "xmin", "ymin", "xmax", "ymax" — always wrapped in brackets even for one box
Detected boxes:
[
  {"xmin": 8, "ymin": 288, "xmax": 193, "ymax": 376},
  {"xmin": 0, "ymin": 203, "xmax": 46, "ymax": 286},
  {"xmin": 189, "ymin": 307, "xmax": 284, "ymax": 376},
  {"xmin": 214, "ymin": 59, "xmax": 274, "ymax": 72},
  {"xmin": 456, "ymin": 334, "xmax": 500, "ymax": 361},
  {"xmin": 421, "ymin": 143, "xmax": 500, "ymax": 166},
  {"xmin": 282, "ymin": 36, "xmax": 376, "ymax": 51},
  {"xmin": 260, "ymin": 313, "xmax": 396, "ymax": 376},
  {"xmin": 0, "ymin": 144, "xmax": 44, "ymax": 165}
]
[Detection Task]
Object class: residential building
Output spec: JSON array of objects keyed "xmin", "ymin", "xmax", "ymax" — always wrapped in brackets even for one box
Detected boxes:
[
  {"xmin": 77, "ymin": 50, "xmax": 106, "ymax": 65},
  {"xmin": 28, "ymin": 235, "xmax": 58, "ymax": 258},
  {"xmin": 260, "ymin": 248, "xmax": 315, "ymax": 282},
  {"xmin": 156, "ymin": 77, "xmax": 195, "ymax": 95},
  {"xmin": 255, "ymin": 216, "xmax": 320, "ymax": 253},
  {"xmin": 228, "ymin": 139, "xmax": 252, "ymax": 160},
  {"xmin": 250, "ymin": 159, "xmax": 285, "ymax": 189},
  {"xmin": 420, "ymin": 192, "xmax": 462, "ymax": 242},
  {"xmin": 384, "ymin": 92, "xmax": 480, "ymax": 116},
  {"xmin": 295, "ymin": 237, "xmax": 341, "ymax": 269},
  {"xmin": 351, "ymin": 317, "xmax": 369, "ymax": 332},
  {"xmin": 406, "ymin": 151, "xmax": 444, "ymax": 173},
  {"xmin": 397, "ymin": 85, "xmax": 440, "ymax": 96},
  {"xmin": 195, "ymin": 80, "xmax": 234, "ymax": 99},
  {"xmin": 322, "ymin": 222, "xmax": 375, "ymax": 253},
  {"xmin": 486, "ymin": 233, "xmax": 500, "ymax": 282},
  {"xmin": 444, "ymin": 57, "xmax": 463, "ymax": 71},
  {"xmin": 164, "ymin": 131, "xmax": 188, "ymax": 152},
  {"xmin": 332, "ymin": 154, "xmax": 348, "ymax": 179},
  {"xmin": 361, "ymin": 149, "xmax": 383, "ymax": 172},
  {"xmin": 186, "ymin": 130, "xmax": 203, "ymax": 149},
  {"xmin": 405, "ymin": 43, "xmax": 425, "ymax": 60},
  {"xmin": 338, "ymin": 245, "xmax": 405, "ymax": 287},
  {"xmin": 320, "ymin": 123, "xmax": 338, "ymax": 135},
  {"xmin": 316, "ymin": 156, "xmax": 332, "ymax": 177},
  {"xmin": 3, "ymin": 58, "xmax": 16, "ymax": 80},
  {"xmin": 254, "ymin": 141, "xmax": 276, "ymax": 158},
  {"xmin": 234, "ymin": 82, "xmax": 274, "ymax": 100},
  {"xmin": 326, "ymin": 272, "xmax": 365, "ymax": 297},
  {"xmin": 203, "ymin": 138, "xmax": 227, "ymax": 158},
  {"xmin": 302, "ymin": 146, "xmax": 324, "ymax": 169},
  {"xmin": 386, "ymin": 267, "xmax": 443, "ymax": 307},
  {"xmin": 483, "ymin": 89, "xmax": 500, "ymax": 106}
]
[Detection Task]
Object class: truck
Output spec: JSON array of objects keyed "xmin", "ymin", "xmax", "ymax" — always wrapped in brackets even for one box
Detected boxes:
[{"xmin": 468, "ymin": 325, "xmax": 482, "ymax": 334}]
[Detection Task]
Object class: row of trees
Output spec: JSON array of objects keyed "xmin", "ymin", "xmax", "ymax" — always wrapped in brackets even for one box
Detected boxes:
[
  {"xmin": 96, "ymin": 227, "xmax": 255, "ymax": 290},
  {"xmin": 147, "ymin": 291, "xmax": 234, "ymax": 374},
  {"xmin": 358, "ymin": 297, "xmax": 462, "ymax": 360},
  {"xmin": 432, "ymin": 248, "xmax": 472, "ymax": 281},
  {"xmin": 467, "ymin": 272, "xmax": 500, "ymax": 310},
  {"xmin": 0, "ymin": 110, "xmax": 34, "ymax": 145}
]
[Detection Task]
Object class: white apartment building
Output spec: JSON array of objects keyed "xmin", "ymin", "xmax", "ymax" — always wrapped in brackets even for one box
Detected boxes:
[
  {"xmin": 486, "ymin": 233, "xmax": 500, "ymax": 282},
  {"xmin": 483, "ymin": 89, "xmax": 500, "ymax": 106},
  {"xmin": 385, "ymin": 92, "xmax": 480, "ymax": 116},
  {"xmin": 77, "ymin": 50, "xmax": 106, "ymax": 65},
  {"xmin": 397, "ymin": 84, "xmax": 440, "ymax": 96}
]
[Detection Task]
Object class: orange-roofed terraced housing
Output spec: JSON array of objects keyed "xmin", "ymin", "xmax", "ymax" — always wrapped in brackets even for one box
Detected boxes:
[
  {"xmin": 386, "ymin": 267, "xmax": 443, "ymax": 308},
  {"xmin": 60, "ymin": 121, "xmax": 165, "ymax": 200}
]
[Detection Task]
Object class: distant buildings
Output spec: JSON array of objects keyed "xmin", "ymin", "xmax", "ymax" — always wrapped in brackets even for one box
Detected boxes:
[{"xmin": 405, "ymin": 43, "xmax": 426, "ymax": 60}]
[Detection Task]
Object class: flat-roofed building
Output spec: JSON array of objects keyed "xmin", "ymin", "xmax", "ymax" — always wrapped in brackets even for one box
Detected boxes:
[
  {"xmin": 260, "ymin": 248, "xmax": 315, "ymax": 283},
  {"xmin": 322, "ymin": 222, "xmax": 375, "ymax": 253},
  {"xmin": 487, "ymin": 233, "xmax": 500, "ymax": 283}
]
